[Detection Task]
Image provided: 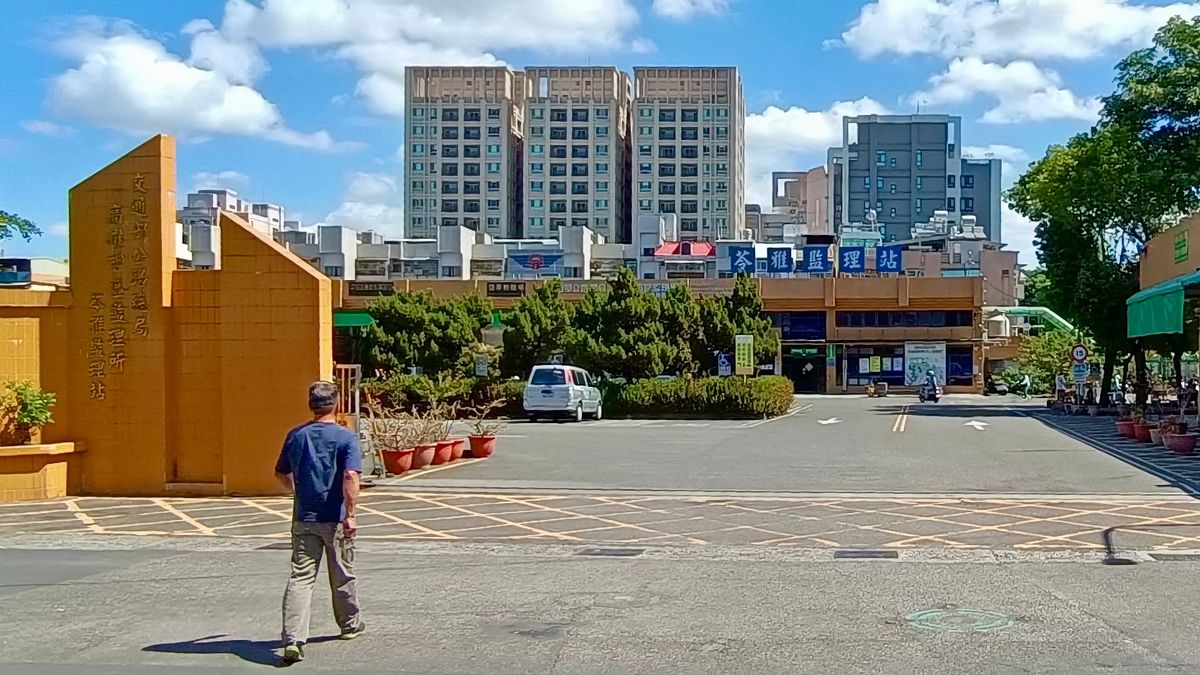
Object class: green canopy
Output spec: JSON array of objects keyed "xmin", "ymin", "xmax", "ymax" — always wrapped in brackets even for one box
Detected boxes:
[
  {"xmin": 334, "ymin": 310, "xmax": 375, "ymax": 329},
  {"xmin": 1127, "ymin": 271, "xmax": 1200, "ymax": 338}
]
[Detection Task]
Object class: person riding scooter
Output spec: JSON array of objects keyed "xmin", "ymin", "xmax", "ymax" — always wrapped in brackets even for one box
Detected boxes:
[{"xmin": 919, "ymin": 369, "xmax": 941, "ymax": 403}]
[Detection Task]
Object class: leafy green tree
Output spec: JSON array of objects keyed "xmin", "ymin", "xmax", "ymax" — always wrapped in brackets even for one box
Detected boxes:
[
  {"xmin": 1019, "ymin": 268, "xmax": 1052, "ymax": 309},
  {"xmin": 1017, "ymin": 331, "xmax": 1090, "ymax": 393},
  {"xmin": 501, "ymin": 279, "xmax": 573, "ymax": 377},
  {"xmin": 0, "ymin": 211, "xmax": 40, "ymax": 241},
  {"xmin": 364, "ymin": 291, "xmax": 492, "ymax": 378},
  {"xmin": 726, "ymin": 275, "xmax": 779, "ymax": 366},
  {"xmin": 658, "ymin": 284, "xmax": 702, "ymax": 376},
  {"xmin": 564, "ymin": 267, "xmax": 670, "ymax": 380}
]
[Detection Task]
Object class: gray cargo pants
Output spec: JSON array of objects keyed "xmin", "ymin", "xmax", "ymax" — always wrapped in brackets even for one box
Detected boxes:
[{"xmin": 281, "ymin": 521, "xmax": 361, "ymax": 645}]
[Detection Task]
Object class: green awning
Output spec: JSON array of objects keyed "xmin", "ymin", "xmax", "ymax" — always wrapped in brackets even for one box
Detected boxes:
[
  {"xmin": 1127, "ymin": 271, "xmax": 1200, "ymax": 338},
  {"xmin": 334, "ymin": 310, "xmax": 375, "ymax": 329}
]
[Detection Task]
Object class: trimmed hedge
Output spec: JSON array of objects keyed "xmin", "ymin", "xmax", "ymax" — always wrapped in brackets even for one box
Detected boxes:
[
  {"xmin": 601, "ymin": 375, "xmax": 795, "ymax": 419},
  {"xmin": 364, "ymin": 374, "xmax": 524, "ymax": 417}
]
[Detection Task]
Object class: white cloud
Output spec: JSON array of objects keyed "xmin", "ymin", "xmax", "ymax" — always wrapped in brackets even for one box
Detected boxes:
[
  {"xmin": 47, "ymin": 19, "xmax": 354, "ymax": 151},
  {"xmin": 319, "ymin": 171, "xmax": 405, "ymax": 238},
  {"xmin": 20, "ymin": 120, "xmax": 73, "ymax": 137},
  {"xmin": 47, "ymin": 222, "xmax": 69, "ymax": 238},
  {"xmin": 183, "ymin": 18, "xmax": 268, "ymax": 86},
  {"xmin": 1002, "ymin": 201, "xmax": 1039, "ymax": 265},
  {"xmin": 913, "ymin": 57, "xmax": 1101, "ymax": 123},
  {"xmin": 652, "ymin": 0, "xmax": 732, "ymax": 20},
  {"xmin": 744, "ymin": 97, "xmax": 891, "ymax": 206},
  {"xmin": 963, "ymin": 144, "xmax": 1030, "ymax": 185},
  {"xmin": 210, "ymin": 0, "xmax": 645, "ymax": 117},
  {"xmin": 192, "ymin": 170, "xmax": 251, "ymax": 191},
  {"xmin": 838, "ymin": 0, "xmax": 1200, "ymax": 61},
  {"xmin": 346, "ymin": 172, "xmax": 397, "ymax": 202}
]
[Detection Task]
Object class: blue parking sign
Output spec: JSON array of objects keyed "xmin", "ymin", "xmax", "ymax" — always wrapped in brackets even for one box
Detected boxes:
[
  {"xmin": 875, "ymin": 245, "xmax": 904, "ymax": 273},
  {"xmin": 718, "ymin": 353, "xmax": 732, "ymax": 377},
  {"xmin": 766, "ymin": 247, "xmax": 793, "ymax": 274},
  {"xmin": 839, "ymin": 246, "xmax": 866, "ymax": 273},
  {"xmin": 728, "ymin": 246, "xmax": 755, "ymax": 276},
  {"xmin": 802, "ymin": 246, "xmax": 832, "ymax": 274}
]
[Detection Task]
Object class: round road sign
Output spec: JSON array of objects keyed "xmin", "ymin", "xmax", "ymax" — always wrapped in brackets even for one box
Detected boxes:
[{"xmin": 1071, "ymin": 344, "xmax": 1089, "ymax": 362}]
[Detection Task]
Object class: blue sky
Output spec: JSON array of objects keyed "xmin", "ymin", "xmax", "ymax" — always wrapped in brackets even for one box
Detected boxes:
[{"xmin": 3, "ymin": 0, "xmax": 1197, "ymax": 265}]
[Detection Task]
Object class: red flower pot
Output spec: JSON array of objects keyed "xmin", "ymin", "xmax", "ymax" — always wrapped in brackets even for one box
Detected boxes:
[
  {"xmin": 380, "ymin": 447, "xmax": 414, "ymax": 475},
  {"xmin": 412, "ymin": 443, "xmax": 437, "ymax": 469},
  {"xmin": 450, "ymin": 438, "xmax": 466, "ymax": 461},
  {"xmin": 433, "ymin": 440, "xmax": 454, "ymax": 465},
  {"xmin": 1115, "ymin": 420, "xmax": 1136, "ymax": 439},
  {"xmin": 1167, "ymin": 433, "xmax": 1198, "ymax": 455},
  {"xmin": 469, "ymin": 435, "xmax": 496, "ymax": 458},
  {"xmin": 1134, "ymin": 423, "xmax": 1153, "ymax": 443}
]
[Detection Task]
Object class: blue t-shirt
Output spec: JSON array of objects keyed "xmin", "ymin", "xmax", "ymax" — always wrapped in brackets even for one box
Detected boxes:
[{"xmin": 275, "ymin": 422, "xmax": 363, "ymax": 523}]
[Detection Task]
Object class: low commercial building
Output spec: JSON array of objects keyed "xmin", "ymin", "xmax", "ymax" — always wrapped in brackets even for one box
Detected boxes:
[{"xmin": 1129, "ymin": 213, "xmax": 1200, "ymax": 342}]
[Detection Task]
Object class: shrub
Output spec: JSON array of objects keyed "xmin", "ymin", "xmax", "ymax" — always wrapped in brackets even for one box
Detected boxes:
[
  {"xmin": 602, "ymin": 375, "xmax": 794, "ymax": 419},
  {"xmin": 364, "ymin": 373, "xmax": 524, "ymax": 417},
  {"xmin": 0, "ymin": 381, "xmax": 56, "ymax": 445}
]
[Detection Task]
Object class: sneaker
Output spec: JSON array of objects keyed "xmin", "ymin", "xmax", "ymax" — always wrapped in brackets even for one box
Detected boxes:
[
  {"xmin": 339, "ymin": 622, "xmax": 366, "ymax": 640},
  {"xmin": 281, "ymin": 643, "xmax": 305, "ymax": 664}
]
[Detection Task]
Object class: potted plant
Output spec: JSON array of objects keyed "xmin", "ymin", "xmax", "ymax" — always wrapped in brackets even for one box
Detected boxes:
[
  {"xmin": 1149, "ymin": 421, "xmax": 1164, "ymax": 445},
  {"xmin": 1115, "ymin": 414, "xmax": 1136, "ymax": 440},
  {"xmin": 466, "ymin": 399, "xmax": 507, "ymax": 458},
  {"xmin": 1133, "ymin": 419, "xmax": 1153, "ymax": 443},
  {"xmin": 362, "ymin": 395, "xmax": 415, "ymax": 476},
  {"xmin": 411, "ymin": 413, "xmax": 439, "ymax": 470},
  {"xmin": 0, "ymin": 381, "xmax": 56, "ymax": 446},
  {"xmin": 431, "ymin": 403, "xmax": 456, "ymax": 466},
  {"xmin": 1167, "ymin": 432, "xmax": 1199, "ymax": 455}
]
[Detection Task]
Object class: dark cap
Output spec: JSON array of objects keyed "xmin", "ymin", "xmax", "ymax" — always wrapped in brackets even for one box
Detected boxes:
[{"xmin": 308, "ymin": 381, "xmax": 339, "ymax": 412}]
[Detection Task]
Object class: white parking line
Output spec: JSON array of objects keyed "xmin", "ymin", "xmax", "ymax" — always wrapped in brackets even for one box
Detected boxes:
[{"xmin": 736, "ymin": 403, "xmax": 813, "ymax": 429}]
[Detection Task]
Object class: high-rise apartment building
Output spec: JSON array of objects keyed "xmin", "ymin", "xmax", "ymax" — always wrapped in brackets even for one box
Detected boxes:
[
  {"xmin": 404, "ymin": 66, "xmax": 527, "ymax": 239},
  {"xmin": 828, "ymin": 114, "xmax": 1001, "ymax": 242},
  {"xmin": 631, "ymin": 67, "xmax": 745, "ymax": 241},
  {"xmin": 522, "ymin": 67, "xmax": 632, "ymax": 243}
]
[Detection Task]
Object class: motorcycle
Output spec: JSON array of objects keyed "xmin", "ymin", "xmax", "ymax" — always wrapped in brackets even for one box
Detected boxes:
[{"xmin": 918, "ymin": 383, "xmax": 942, "ymax": 403}]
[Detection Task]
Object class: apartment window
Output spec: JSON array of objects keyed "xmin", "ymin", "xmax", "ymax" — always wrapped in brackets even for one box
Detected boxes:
[
  {"xmin": 572, "ymin": 128, "xmax": 588, "ymax": 140},
  {"xmin": 324, "ymin": 266, "xmax": 343, "ymax": 277},
  {"xmin": 487, "ymin": 181, "xmax": 500, "ymax": 192},
  {"xmin": 889, "ymin": 157, "xmax": 897, "ymax": 167},
  {"xmin": 716, "ymin": 180, "xmax": 728, "ymax": 193},
  {"xmin": 550, "ymin": 146, "xmax": 567, "ymax": 158},
  {"xmin": 915, "ymin": 150, "xmax": 924, "ymax": 167},
  {"xmin": 487, "ymin": 199, "xmax": 500, "ymax": 211},
  {"xmin": 716, "ymin": 199, "xmax": 727, "ymax": 210},
  {"xmin": 441, "ymin": 164, "xmax": 458, "ymax": 176},
  {"xmin": 462, "ymin": 108, "xmax": 479, "ymax": 122},
  {"xmin": 441, "ymin": 183, "xmax": 458, "ymax": 195},
  {"xmin": 411, "ymin": 125, "xmax": 426, "ymax": 137},
  {"xmin": 411, "ymin": 143, "xmax": 426, "ymax": 157},
  {"xmin": 703, "ymin": 108, "xmax": 713, "ymax": 121},
  {"xmin": 916, "ymin": 198, "xmax": 923, "ymax": 212},
  {"xmin": 596, "ymin": 162, "xmax": 609, "ymax": 174},
  {"xmin": 948, "ymin": 143, "xmax": 956, "ymax": 158},
  {"xmin": 531, "ymin": 199, "xmax": 545, "ymax": 208},
  {"xmin": 549, "ymin": 127, "xmax": 567, "ymax": 141},
  {"xmin": 963, "ymin": 197, "xmax": 975, "ymax": 212},
  {"xmin": 963, "ymin": 175, "xmax": 975, "ymax": 188},
  {"xmin": 863, "ymin": 200, "xmax": 871, "ymax": 212},
  {"xmin": 464, "ymin": 200, "xmax": 480, "ymax": 213},
  {"xmin": 639, "ymin": 181, "xmax": 652, "ymax": 193},
  {"xmin": 488, "ymin": 107, "xmax": 500, "ymax": 120},
  {"xmin": 593, "ymin": 216, "xmax": 608, "ymax": 229},
  {"xmin": 715, "ymin": 108, "xmax": 729, "ymax": 119},
  {"xmin": 889, "ymin": 184, "xmax": 897, "ymax": 194},
  {"xmin": 639, "ymin": 144, "xmax": 652, "ymax": 157},
  {"xmin": 595, "ymin": 180, "xmax": 609, "ymax": 193},
  {"xmin": 876, "ymin": 200, "xmax": 882, "ymax": 210},
  {"xmin": 659, "ymin": 109, "xmax": 676, "ymax": 122},
  {"xmin": 681, "ymin": 218, "xmax": 699, "ymax": 232},
  {"xmin": 639, "ymin": 107, "xmax": 653, "ymax": 119},
  {"xmin": 530, "ymin": 181, "xmax": 544, "ymax": 192},
  {"xmin": 876, "ymin": 150, "xmax": 886, "ymax": 166},
  {"xmin": 528, "ymin": 126, "xmax": 542, "ymax": 137},
  {"xmin": 639, "ymin": 163, "xmax": 652, "ymax": 175},
  {"xmin": 660, "ymin": 147, "xmax": 677, "ymax": 159},
  {"xmin": 681, "ymin": 108, "xmax": 699, "ymax": 122},
  {"xmin": 716, "ymin": 162, "xmax": 728, "ymax": 176},
  {"xmin": 411, "ymin": 161, "xmax": 425, "ymax": 174},
  {"xmin": 550, "ymin": 201, "xmax": 567, "ymax": 213},
  {"xmin": 551, "ymin": 108, "xmax": 567, "ymax": 122},
  {"xmin": 531, "ymin": 144, "xmax": 545, "ymax": 155},
  {"xmin": 948, "ymin": 175, "xmax": 956, "ymax": 188},
  {"xmin": 716, "ymin": 126, "xmax": 729, "ymax": 140},
  {"xmin": 530, "ymin": 162, "xmax": 544, "ymax": 174},
  {"xmin": 442, "ymin": 128, "xmax": 459, "ymax": 140},
  {"xmin": 639, "ymin": 125, "xmax": 653, "ymax": 137},
  {"xmin": 659, "ymin": 183, "xmax": 676, "ymax": 195},
  {"xmin": 703, "ymin": 163, "xmax": 712, "ymax": 176},
  {"xmin": 551, "ymin": 218, "xmax": 566, "ymax": 231},
  {"xmin": 681, "ymin": 201, "xmax": 698, "ymax": 214},
  {"xmin": 569, "ymin": 200, "xmax": 588, "ymax": 214},
  {"xmin": 487, "ymin": 162, "xmax": 501, "ymax": 174},
  {"xmin": 464, "ymin": 163, "xmax": 480, "ymax": 176},
  {"xmin": 550, "ymin": 182, "xmax": 567, "ymax": 195},
  {"xmin": 915, "ymin": 176, "xmax": 924, "ymax": 191},
  {"xmin": 595, "ymin": 199, "xmax": 609, "ymax": 209},
  {"xmin": 572, "ymin": 146, "xmax": 589, "ymax": 159},
  {"xmin": 410, "ymin": 198, "xmax": 425, "ymax": 210},
  {"xmin": 597, "ymin": 144, "xmax": 609, "ymax": 157},
  {"xmin": 572, "ymin": 164, "xmax": 589, "ymax": 176},
  {"xmin": 442, "ymin": 199, "xmax": 459, "ymax": 213},
  {"xmin": 682, "ymin": 164, "xmax": 698, "ymax": 177},
  {"xmin": 570, "ymin": 109, "xmax": 589, "ymax": 123},
  {"xmin": 596, "ymin": 126, "xmax": 609, "ymax": 139},
  {"xmin": 439, "ymin": 217, "xmax": 456, "ymax": 226},
  {"xmin": 411, "ymin": 180, "xmax": 425, "ymax": 193},
  {"xmin": 551, "ymin": 164, "xmax": 567, "ymax": 176},
  {"xmin": 531, "ymin": 108, "xmax": 545, "ymax": 120},
  {"xmin": 659, "ymin": 128, "xmax": 677, "ymax": 141},
  {"xmin": 639, "ymin": 199, "xmax": 652, "ymax": 211},
  {"xmin": 595, "ymin": 107, "xmax": 609, "ymax": 120},
  {"xmin": 659, "ymin": 201, "xmax": 677, "ymax": 213},
  {"xmin": 487, "ymin": 216, "xmax": 501, "ymax": 228},
  {"xmin": 659, "ymin": 164, "xmax": 676, "ymax": 177},
  {"xmin": 890, "ymin": 208, "xmax": 897, "ymax": 217},
  {"xmin": 442, "ymin": 109, "xmax": 459, "ymax": 122},
  {"xmin": 682, "ymin": 146, "xmax": 699, "ymax": 159},
  {"xmin": 464, "ymin": 127, "xmax": 481, "ymax": 140},
  {"xmin": 412, "ymin": 107, "xmax": 426, "ymax": 118},
  {"xmin": 682, "ymin": 127, "xmax": 699, "ymax": 141},
  {"xmin": 443, "ymin": 146, "xmax": 460, "ymax": 158},
  {"xmin": 877, "ymin": 177, "xmax": 884, "ymax": 189},
  {"xmin": 947, "ymin": 197, "xmax": 957, "ymax": 211},
  {"xmin": 681, "ymin": 182, "xmax": 698, "ymax": 195},
  {"xmin": 716, "ymin": 145, "xmax": 728, "ymax": 157},
  {"xmin": 529, "ymin": 216, "xmax": 545, "ymax": 229},
  {"xmin": 863, "ymin": 176, "xmax": 871, "ymax": 190},
  {"xmin": 464, "ymin": 182, "xmax": 480, "ymax": 194},
  {"xmin": 572, "ymin": 181, "xmax": 588, "ymax": 195}
]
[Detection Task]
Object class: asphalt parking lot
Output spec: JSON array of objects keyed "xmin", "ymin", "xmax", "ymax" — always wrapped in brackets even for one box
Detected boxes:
[{"xmin": 399, "ymin": 395, "xmax": 1174, "ymax": 495}]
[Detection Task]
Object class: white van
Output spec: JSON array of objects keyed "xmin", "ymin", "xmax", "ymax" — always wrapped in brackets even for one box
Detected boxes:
[{"xmin": 523, "ymin": 364, "xmax": 603, "ymax": 422}]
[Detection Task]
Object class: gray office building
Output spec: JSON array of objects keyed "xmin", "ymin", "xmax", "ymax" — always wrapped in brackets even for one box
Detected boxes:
[{"xmin": 828, "ymin": 115, "xmax": 1001, "ymax": 242}]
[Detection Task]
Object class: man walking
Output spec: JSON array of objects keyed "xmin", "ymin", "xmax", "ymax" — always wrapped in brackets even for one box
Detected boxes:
[
  {"xmin": 275, "ymin": 381, "xmax": 364, "ymax": 664},
  {"xmin": 1020, "ymin": 373, "xmax": 1032, "ymax": 400}
]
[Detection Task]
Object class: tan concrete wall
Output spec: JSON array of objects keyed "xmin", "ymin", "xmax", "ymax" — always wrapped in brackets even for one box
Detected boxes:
[{"xmin": 1141, "ymin": 215, "xmax": 1200, "ymax": 288}]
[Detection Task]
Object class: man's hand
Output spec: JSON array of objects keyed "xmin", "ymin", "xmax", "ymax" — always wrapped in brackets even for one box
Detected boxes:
[{"xmin": 342, "ymin": 515, "xmax": 357, "ymax": 539}]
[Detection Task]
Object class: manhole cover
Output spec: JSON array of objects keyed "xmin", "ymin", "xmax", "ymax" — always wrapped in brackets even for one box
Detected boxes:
[
  {"xmin": 576, "ymin": 547, "xmax": 644, "ymax": 558},
  {"xmin": 1149, "ymin": 552, "xmax": 1200, "ymax": 562},
  {"xmin": 903, "ymin": 608, "xmax": 1014, "ymax": 634},
  {"xmin": 834, "ymin": 550, "xmax": 898, "ymax": 560}
]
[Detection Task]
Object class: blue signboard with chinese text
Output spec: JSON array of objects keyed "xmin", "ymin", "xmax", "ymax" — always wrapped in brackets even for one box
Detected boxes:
[
  {"xmin": 839, "ymin": 247, "xmax": 866, "ymax": 274},
  {"xmin": 802, "ymin": 246, "xmax": 832, "ymax": 275},
  {"xmin": 766, "ymin": 247, "xmax": 793, "ymax": 274},
  {"xmin": 875, "ymin": 245, "xmax": 904, "ymax": 274},
  {"xmin": 728, "ymin": 246, "xmax": 755, "ymax": 276}
]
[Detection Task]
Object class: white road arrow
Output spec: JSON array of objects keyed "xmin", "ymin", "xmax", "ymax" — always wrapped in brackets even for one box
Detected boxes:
[
  {"xmin": 964, "ymin": 420, "xmax": 990, "ymax": 431},
  {"xmin": 818, "ymin": 417, "xmax": 842, "ymax": 425}
]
